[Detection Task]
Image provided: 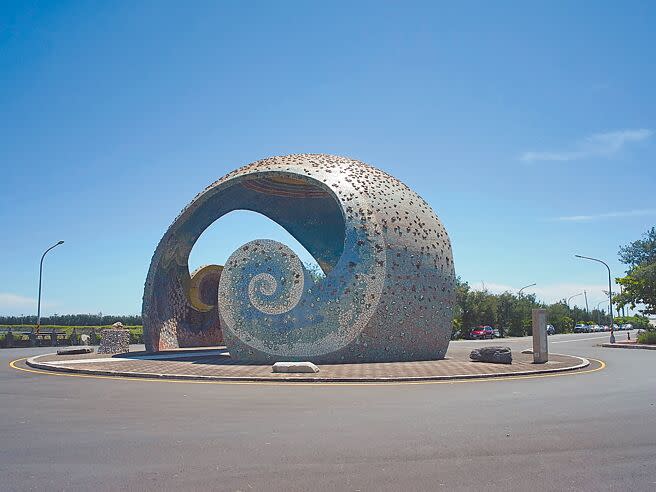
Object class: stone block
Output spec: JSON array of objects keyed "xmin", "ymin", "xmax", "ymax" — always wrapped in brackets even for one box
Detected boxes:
[
  {"xmin": 57, "ymin": 347, "xmax": 94, "ymax": 355},
  {"xmin": 470, "ymin": 346, "xmax": 512, "ymax": 364},
  {"xmin": 98, "ymin": 329, "xmax": 130, "ymax": 354},
  {"xmin": 272, "ymin": 362, "xmax": 320, "ymax": 373}
]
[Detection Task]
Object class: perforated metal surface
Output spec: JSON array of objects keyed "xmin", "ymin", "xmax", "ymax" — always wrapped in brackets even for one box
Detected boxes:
[{"xmin": 142, "ymin": 154, "xmax": 455, "ymax": 363}]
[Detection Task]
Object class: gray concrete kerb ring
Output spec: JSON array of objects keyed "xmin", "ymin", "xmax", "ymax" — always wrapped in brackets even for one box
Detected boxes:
[{"xmin": 9, "ymin": 354, "xmax": 604, "ymax": 386}]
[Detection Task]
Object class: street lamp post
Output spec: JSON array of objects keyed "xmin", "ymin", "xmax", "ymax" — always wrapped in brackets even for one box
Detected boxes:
[
  {"xmin": 575, "ymin": 254, "xmax": 615, "ymax": 344},
  {"xmin": 36, "ymin": 241, "xmax": 65, "ymax": 334},
  {"xmin": 518, "ymin": 283, "xmax": 536, "ymax": 297},
  {"xmin": 595, "ymin": 300, "xmax": 607, "ymax": 325},
  {"xmin": 597, "ymin": 299, "xmax": 606, "ymax": 324},
  {"xmin": 567, "ymin": 292, "xmax": 583, "ymax": 308}
]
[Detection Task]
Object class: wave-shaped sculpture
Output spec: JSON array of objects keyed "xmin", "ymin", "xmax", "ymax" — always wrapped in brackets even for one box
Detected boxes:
[{"xmin": 142, "ymin": 154, "xmax": 456, "ymax": 363}]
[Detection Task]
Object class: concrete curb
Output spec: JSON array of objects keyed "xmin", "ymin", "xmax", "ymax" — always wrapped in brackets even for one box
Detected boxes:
[
  {"xmin": 25, "ymin": 353, "xmax": 591, "ymax": 383},
  {"xmin": 601, "ymin": 343, "xmax": 656, "ymax": 351}
]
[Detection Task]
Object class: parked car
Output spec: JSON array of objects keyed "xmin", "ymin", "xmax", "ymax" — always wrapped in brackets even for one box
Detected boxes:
[
  {"xmin": 469, "ymin": 325, "xmax": 495, "ymax": 340},
  {"xmin": 546, "ymin": 324, "xmax": 555, "ymax": 335},
  {"xmin": 574, "ymin": 324, "xmax": 589, "ymax": 333}
]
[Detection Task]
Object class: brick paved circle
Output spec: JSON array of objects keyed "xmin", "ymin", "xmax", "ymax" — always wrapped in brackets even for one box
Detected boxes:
[{"xmin": 25, "ymin": 345, "xmax": 591, "ymax": 383}]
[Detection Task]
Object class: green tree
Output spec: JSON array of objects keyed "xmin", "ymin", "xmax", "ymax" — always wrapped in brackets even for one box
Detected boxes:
[
  {"xmin": 546, "ymin": 302, "xmax": 573, "ymax": 333},
  {"xmin": 495, "ymin": 292, "xmax": 515, "ymax": 338},
  {"xmin": 618, "ymin": 227, "xmax": 656, "ymax": 267},
  {"xmin": 303, "ymin": 261, "xmax": 326, "ymax": 282},
  {"xmin": 615, "ymin": 263, "xmax": 656, "ymax": 315},
  {"xmin": 614, "ymin": 315, "xmax": 651, "ymax": 330},
  {"xmin": 615, "ymin": 227, "xmax": 656, "ymax": 315}
]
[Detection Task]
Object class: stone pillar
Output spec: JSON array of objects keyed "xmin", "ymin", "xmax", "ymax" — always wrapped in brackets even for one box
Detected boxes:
[
  {"xmin": 5, "ymin": 330, "xmax": 14, "ymax": 348},
  {"xmin": 532, "ymin": 309, "xmax": 548, "ymax": 363},
  {"xmin": 98, "ymin": 323, "xmax": 130, "ymax": 354},
  {"xmin": 68, "ymin": 328, "xmax": 78, "ymax": 346}
]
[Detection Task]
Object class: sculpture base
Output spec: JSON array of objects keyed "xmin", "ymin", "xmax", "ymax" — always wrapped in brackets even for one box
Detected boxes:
[
  {"xmin": 26, "ymin": 348, "xmax": 592, "ymax": 382},
  {"xmin": 98, "ymin": 329, "xmax": 130, "ymax": 355}
]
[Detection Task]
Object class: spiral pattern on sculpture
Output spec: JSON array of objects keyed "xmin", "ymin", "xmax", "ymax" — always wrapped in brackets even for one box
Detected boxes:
[
  {"xmin": 228, "ymin": 241, "xmax": 305, "ymax": 316},
  {"xmin": 142, "ymin": 154, "xmax": 456, "ymax": 363},
  {"xmin": 218, "ymin": 232, "xmax": 384, "ymax": 358}
]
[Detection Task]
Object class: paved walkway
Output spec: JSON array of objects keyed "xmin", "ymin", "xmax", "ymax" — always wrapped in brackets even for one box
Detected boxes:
[{"xmin": 26, "ymin": 344, "xmax": 589, "ymax": 382}]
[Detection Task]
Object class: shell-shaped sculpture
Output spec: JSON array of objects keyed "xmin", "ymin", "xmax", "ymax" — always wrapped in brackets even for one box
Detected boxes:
[{"xmin": 142, "ymin": 154, "xmax": 455, "ymax": 363}]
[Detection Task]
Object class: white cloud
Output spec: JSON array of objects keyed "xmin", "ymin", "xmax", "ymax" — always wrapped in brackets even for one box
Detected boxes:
[
  {"xmin": 0, "ymin": 293, "xmax": 58, "ymax": 315},
  {"xmin": 521, "ymin": 129, "xmax": 653, "ymax": 162},
  {"xmin": 0, "ymin": 293, "xmax": 36, "ymax": 309},
  {"xmin": 470, "ymin": 281, "xmax": 619, "ymax": 307},
  {"xmin": 552, "ymin": 208, "xmax": 656, "ymax": 222}
]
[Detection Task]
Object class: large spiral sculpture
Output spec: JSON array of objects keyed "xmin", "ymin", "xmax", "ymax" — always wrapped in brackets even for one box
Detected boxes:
[{"xmin": 142, "ymin": 154, "xmax": 456, "ymax": 363}]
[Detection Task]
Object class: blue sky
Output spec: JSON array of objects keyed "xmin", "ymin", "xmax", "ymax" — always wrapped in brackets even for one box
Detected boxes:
[{"xmin": 1, "ymin": 1, "xmax": 654, "ymax": 316}]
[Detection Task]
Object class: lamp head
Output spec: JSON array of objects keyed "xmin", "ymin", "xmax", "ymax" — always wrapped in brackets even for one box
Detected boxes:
[{"xmin": 57, "ymin": 240, "xmax": 64, "ymax": 245}]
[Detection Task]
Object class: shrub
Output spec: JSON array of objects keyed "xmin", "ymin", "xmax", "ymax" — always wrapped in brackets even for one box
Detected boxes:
[
  {"xmin": 129, "ymin": 329, "xmax": 144, "ymax": 344},
  {"xmin": 637, "ymin": 331, "xmax": 656, "ymax": 345}
]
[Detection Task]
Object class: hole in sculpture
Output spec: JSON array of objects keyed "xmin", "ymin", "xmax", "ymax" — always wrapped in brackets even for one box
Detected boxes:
[{"xmin": 188, "ymin": 210, "xmax": 325, "ymax": 280}]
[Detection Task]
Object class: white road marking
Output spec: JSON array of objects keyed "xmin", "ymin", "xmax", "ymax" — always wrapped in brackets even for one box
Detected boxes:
[{"xmin": 551, "ymin": 333, "xmax": 632, "ymax": 344}]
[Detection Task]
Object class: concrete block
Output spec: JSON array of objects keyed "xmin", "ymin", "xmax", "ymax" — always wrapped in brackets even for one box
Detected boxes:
[
  {"xmin": 98, "ymin": 328, "xmax": 130, "ymax": 354},
  {"xmin": 57, "ymin": 347, "xmax": 94, "ymax": 355},
  {"xmin": 272, "ymin": 362, "xmax": 320, "ymax": 373},
  {"xmin": 532, "ymin": 309, "xmax": 548, "ymax": 363}
]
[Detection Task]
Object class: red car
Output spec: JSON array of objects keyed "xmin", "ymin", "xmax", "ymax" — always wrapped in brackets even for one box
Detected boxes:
[{"xmin": 469, "ymin": 325, "xmax": 495, "ymax": 340}]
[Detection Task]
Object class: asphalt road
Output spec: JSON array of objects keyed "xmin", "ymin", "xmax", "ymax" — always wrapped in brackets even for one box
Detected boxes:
[{"xmin": 1, "ymin": 332, "xmax": 654, "ymax": 491}]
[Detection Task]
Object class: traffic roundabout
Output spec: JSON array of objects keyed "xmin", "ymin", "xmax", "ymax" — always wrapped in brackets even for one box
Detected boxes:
[{"xmin": 14, "ymin": 345, "xmax": 600, "ymax": 384}]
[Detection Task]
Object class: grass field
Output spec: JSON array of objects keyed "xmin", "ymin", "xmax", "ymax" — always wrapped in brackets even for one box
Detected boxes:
[
  {"xmin": 0, "ymin": 325, "xmax": 144, "ymax": 345},
  {"xmin": 0, "ymin": 324, "xmax": 142, "ymax": 333}
]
